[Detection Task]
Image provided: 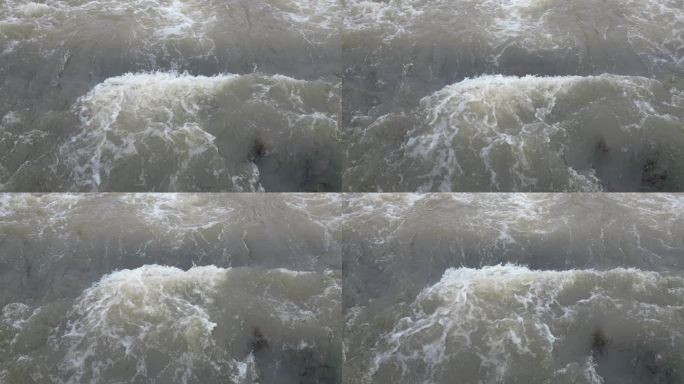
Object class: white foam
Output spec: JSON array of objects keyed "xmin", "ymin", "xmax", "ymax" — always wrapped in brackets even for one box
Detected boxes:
[
  {"xmin": 49, "ymin": 264, "xmax": 340, "ymax": 383},
  {"xmin": 1, "ymin": 0, "xmax": 342, "ymax": 55},
  {"xmin": 58, "ymin": 71, "xmax": 338, "ymax": 191},
  {"xmin": 2, "ymin": 111, "xmax": 21, "ymax": 126},
  {"xmin": 344, "ymin": 0, "xmax": 684, "ymax": 66},
  {"xmin": 268, "ymin": 0, "xmax": 341, "ymax": 34},
  {"xmin": 369, "ymin": 265, "xmax": 684, "ymax": 383},
  {"xmin": 400, "ymin": 74, "xmax": 679, "ymax": 191},
  {"xmin": 0, "ymin": 0, "xmax": 216, "ymax": 55}
]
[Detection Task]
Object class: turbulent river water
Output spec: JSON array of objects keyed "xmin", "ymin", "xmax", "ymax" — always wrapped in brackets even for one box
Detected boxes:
[
  {"xmin": 0, "ymin": 0, "xmax": 342, "ymax": 192},
  {"xmin": 1, "ymin": 194, "xmax": 683, "ymax": 383},
  {"xmin": 0, "ymin": 194, "xmax": 344, "ymax": 383},
  {"xmin": 1, "ymin": 0, "xmax": 683, "ymax": 383},
  {"xmin": 1, "ymin": 0, "xmax": 683, "ymax": 191}
]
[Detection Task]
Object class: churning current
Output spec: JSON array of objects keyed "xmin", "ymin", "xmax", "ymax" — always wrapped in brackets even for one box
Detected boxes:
[
  {"xmin": 0, "ymin": 194, "xmax": 344, "ymax": 383},
  {"xmin": 0, "ymin": 0, "xmax": 683, "ymax": 191},
  {"xmin": 1, "ymin": 194, "xmax": 683, "ymax": 383}
]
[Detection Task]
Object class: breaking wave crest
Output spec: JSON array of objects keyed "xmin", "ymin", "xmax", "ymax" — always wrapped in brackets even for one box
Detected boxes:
[
  {"xmin": 52, "ymin": 72, "xmax": 340, "ymax": 191},
  {"xmin": 346, "ymin": 74, "xmax": 684, "ymax": 192},
  {"xmin": 1, "ymin": 265, "xmax": 342, "ymax": 384},
  {"xmin": 365, "ymin": 265, "xmax": 684, "ymax": 384}
]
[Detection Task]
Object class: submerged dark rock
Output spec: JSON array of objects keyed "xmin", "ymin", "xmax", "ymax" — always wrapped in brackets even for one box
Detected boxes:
[
  {"xmin": 642, "ymin": 155, "xmax": 669, "ymax": 191},
  {"xmin": 591, "ymin": 328, "xmax": 610, "ymax": 355},
  {"xmin": 248, "ymin": 138, "xmax": 271, "ymax": 163},
  {"xmin": 251, "ymin": 327, "xmax": 269, "ymax": 352}
]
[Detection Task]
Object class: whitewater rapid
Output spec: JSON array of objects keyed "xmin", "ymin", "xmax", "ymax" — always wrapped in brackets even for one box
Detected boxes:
[
  {"xmin": 2, "ymin": 265, "xmax": 341, "ymax": 383},
  {"xmin": 341, "ymin": 0, "xmax": 684, "ymax": 192},
  {"xmin": 345, "ymin": 74, "xmax": 684, "ymax": 191},
  {"xmin": 1, "ymin": 0, "xmax": 683, "ymax": 191},
  {"xmin": 0, "ymin": 0, "xmax": 342, "ymax": 192},
  {"xmin": 1, "ymin": 194, "xmax": 683, "ymax": 383},
  {"xmin": 361, "ymin": 265, "xmax": 684, "ymax": 384}
]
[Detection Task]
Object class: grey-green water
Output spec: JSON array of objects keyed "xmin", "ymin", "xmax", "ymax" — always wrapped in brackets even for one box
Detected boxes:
[
  {"xmin": 342, "ymin": 0, "xmax": 684, "ymax": 192},
  {"xmin": 0, "ymin": 0, "xmax": 341, "ymax": 192},
  {"xmin": 0, "ymin": 194, "xmax": 343, "ymax": 383},
  {"xmin": 1, "ymin": 0, "xmax": 684, "ymax": 191},
  {"xmin": 1, "ymin": 194, "xmax": 683, "ymax": 383}
]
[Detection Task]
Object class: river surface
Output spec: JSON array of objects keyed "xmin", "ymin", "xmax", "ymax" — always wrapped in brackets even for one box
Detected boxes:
[
  {"xmin": 1, "ymin": 193, "xmax": 683, "ymax": 383},
  {"xmin": 1, "ymin": 0, "xmax": 683, "ymax": 191}
]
